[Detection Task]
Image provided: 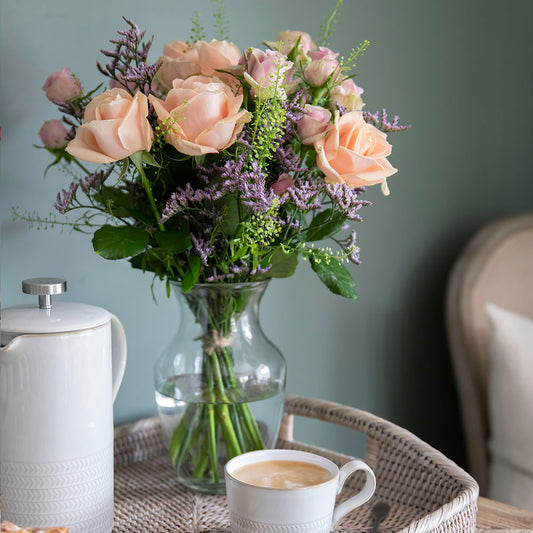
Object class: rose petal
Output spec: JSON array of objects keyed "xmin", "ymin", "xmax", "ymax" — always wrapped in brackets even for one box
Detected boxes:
[
  {"xmin": 179, "ymin": 91, "xmax": 227, "ymax": 140},
  {"xmin": 65, "ymin": 124, "xmax": 118, "ymax": 164},
  {"xmin": 86, "ymin": 119, "xmax": 131, "ymax": 161},
  {"xmin": 117, "ymin": 92, "xmax": 152, "ymax": 152}
]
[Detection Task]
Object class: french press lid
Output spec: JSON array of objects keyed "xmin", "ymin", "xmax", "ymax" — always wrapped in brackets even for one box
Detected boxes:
[{"xmin": 0, "ymin": 277, "xmax": 111, "ymax": 334}]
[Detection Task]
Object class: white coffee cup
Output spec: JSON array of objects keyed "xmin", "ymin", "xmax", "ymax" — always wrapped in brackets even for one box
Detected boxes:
[{"xmin": 224, "ymin": 449, "xmax": 376, "ymax": 533}]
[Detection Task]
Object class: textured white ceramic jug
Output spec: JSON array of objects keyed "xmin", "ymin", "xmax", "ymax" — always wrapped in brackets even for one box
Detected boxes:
[{"xmin": 0, "ymin": 278, "xmax": 127, "ymax": 533}]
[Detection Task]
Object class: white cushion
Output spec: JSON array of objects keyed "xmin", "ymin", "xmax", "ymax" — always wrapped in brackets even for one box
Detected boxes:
[{"xmin": 486, "ymin": 303, "xmax": 533, "ymax": 511}]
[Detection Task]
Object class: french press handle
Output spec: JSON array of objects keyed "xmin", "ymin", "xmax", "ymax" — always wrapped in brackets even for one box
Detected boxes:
[{"xmin": 22, "ymin": 277, "xmax": 67, "ymax": 310}]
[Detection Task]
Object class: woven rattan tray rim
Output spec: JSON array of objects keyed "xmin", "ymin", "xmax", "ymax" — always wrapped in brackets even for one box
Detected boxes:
[{"xmin": 113, "ymin": 395, "xmax": 479, "ymax": 533}]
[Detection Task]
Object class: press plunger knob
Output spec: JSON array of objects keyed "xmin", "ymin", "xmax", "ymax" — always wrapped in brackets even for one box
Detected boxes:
[{"xmin": 22, "ymin": 278, "xmax": 67, "ymax": 310}]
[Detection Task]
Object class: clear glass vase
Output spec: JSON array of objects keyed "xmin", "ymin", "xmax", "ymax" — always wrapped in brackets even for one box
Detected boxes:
[{"xmin": 154, "ymin": 280, "xmax": 287, "ymax": 494}]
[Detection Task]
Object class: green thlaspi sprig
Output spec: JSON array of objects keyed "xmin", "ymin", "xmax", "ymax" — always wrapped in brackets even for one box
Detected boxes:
[
  {"xmin": 211, "ymin": 0, "xmax": 229, "ymax": 41},
  {"xmin": 319, "ymin": 0, "xmax": 344, "ymax": 47},
  {"xmin": 229, "ymin": 202, "xmax": 282, "ymax": 272},
  {"xmin": 187, "ymin": 11, "xmax": 206, "ymax": 45},
  {"xmin": 339, "ymin": 40, "xmax": 370, "ymax": 74},
  {"xmin": 248, "ymin": 96, "xmax": 286, "ymax": 171}
]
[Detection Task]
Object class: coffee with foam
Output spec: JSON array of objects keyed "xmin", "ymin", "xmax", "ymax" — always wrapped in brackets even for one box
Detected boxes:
[{"xmin": 233, "ymin": 459, "xmax": 332, "ymax": 489}]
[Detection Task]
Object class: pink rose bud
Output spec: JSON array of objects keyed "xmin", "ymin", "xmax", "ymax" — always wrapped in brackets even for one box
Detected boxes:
[
  {"xmin": 303, "ymin": 47, "xmax": 340, "ymax": 87},
  {"xmin": 38, "ymin": 119, "xmax": 69, "ymax": 148},
  {"xmin": 268, "ymin": 30, "xmax": 316, "ymax": 61},
  {"xmin": 42, "ymin": 68, "xmax": 82, "ymax": 104},
  {"xmin": 242, "ymin": 48, "xmax": 293, "ymax": 99},
  {"xmin": 270, "ymin": 173, "xmax": 294, "ymax": 196},
  {"xmin": 330, "ymin": 78, "xmax": 364, "ymax": 112},
  {"xmin": 297, "ymin": 104, "xmax": 332, "ymax": 145}
]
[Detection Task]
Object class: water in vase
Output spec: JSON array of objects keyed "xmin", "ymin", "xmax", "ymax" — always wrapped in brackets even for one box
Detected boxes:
[{"xmin": 155, "ymin": 373, "xmax": 285, "ymax": 493}]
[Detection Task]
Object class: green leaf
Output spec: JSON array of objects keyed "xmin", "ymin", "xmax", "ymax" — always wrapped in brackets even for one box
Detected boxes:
[
  {"xmin": 304, "ymin": 149, "xmax": 316, "ymax": 168},
  {"xmin": 123, "ymin": 207, "xmax": 154, "ymax": 226},
  {"xmin": 262, "ymin": 248, "xmax": 298, "ymax": 278},
  {"xmin": 309, "ymin": 252, "xmax": 356, "ymax": 300},
  {"xmin": 129, "ymin": 150, "xmax": 144, "ymax": 172},
  {"xmin": 181, "ymin": 254, "xmax": 202, "ymax": 292},
  {"xmin": 115, "ymin": 158, "xmax": 131, "ymax": 183},
  {"xmin": 286, "ymin": 36, "xmax": 303, "ymax": 63},
  {"xmin": 141, "ymin": 151, "xmax": 160, "ymax": 167},
  {"xmin": 130, "ymin": 248, "xmax": 182, "ymax": 279},
  {"xmin": 305, "ymin": 209, "xmax": 346, "ymax": 242},
  {"xmin": 216, "ymin": 193, "xmax": 241, "ymax": 237},
  {"xmin": 154, "ymin": 230, "xmax": 192, "ymax": 254},
  {"xmin": 92, "ymin": 225, "xmax": 150, "ymax": 260}
]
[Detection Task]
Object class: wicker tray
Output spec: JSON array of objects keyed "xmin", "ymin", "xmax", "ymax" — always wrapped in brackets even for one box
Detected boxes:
[{"xmin": 112, "ymin": 395, "xmax": 479, "ymax": 533}]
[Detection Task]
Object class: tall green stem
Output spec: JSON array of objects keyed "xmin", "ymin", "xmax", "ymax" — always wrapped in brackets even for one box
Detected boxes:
[{"xmin": 130, "ymin": 152, "xmax": 165, "ymax": 231}]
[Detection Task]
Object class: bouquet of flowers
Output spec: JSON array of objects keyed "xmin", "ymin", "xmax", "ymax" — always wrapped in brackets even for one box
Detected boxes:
[{"xmin": 33, "ymin": 2, "xmax": 409, "ymax": 490}]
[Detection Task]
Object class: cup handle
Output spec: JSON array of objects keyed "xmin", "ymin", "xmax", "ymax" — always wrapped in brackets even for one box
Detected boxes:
[
  {"xmin": 332, "ymin": 459, "xmax": 376, "ymax": 529},
  {"xmin": 110, "ymin": 314, "xmax": 127, "ymax": 403}
]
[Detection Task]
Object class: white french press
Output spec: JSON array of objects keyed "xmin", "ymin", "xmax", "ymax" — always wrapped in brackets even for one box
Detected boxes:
[{"xmin": 0, "ymin": 278, "xmax": 127, "ymax": 533}]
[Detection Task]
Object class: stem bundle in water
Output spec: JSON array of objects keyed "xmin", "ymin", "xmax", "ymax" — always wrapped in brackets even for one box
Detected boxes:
[{"xmin": 155, "ymin": 281, "xmax": 286, "ymax": 494}]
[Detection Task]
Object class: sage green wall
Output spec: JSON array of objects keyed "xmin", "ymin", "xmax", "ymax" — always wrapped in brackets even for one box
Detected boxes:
[{"xmin": 1, "ymin": 0, "xmax": 532, "ymax": 470}]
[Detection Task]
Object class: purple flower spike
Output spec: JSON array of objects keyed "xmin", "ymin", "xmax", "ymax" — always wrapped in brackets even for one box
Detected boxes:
[{"xmin": 54, "ymin": 182, "xmax": 78, "ymax": 214}]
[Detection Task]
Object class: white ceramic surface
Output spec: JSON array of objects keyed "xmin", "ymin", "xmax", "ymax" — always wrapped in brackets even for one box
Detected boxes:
[
  {"xmin": 0, "ymin": 309, "xmax": 127, "ymax": 533},
  {"xmin": 225, "ymin": 449, "xmax": 376, "ymax": 533},
  {"xmin": 0, "ymin": 302, "xmax": 111, "ymax": 334}
]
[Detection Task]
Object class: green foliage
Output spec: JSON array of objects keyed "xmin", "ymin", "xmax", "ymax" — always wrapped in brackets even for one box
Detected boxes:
[
  {"xmin": 262, "ymin": 248, "xmax": 298, "ymax": 278},
  {"xmin": 154, "ymin": 229, "xmax": 192, "ymax": 254},
  {"xmin": 182, "ymin": 254, "xmax": 202, "ymax": 292},
  {"xmin": 309, "ymin": 249, "xmax": 356, "ymax": 300},
  {"xmin": 305, "ymin": 209, "xmax": 346, "ymax": 242},
  {"xmin": 92, "ymin": 225, "xmax": 150, "ymax": 260}
]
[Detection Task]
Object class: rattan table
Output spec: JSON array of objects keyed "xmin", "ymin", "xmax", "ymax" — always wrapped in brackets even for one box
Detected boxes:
[{"xmin": 113, "ymin": 395, "xmax": 481, "ymax": 532}]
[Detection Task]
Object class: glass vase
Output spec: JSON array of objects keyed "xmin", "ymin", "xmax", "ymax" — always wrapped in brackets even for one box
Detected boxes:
[{"xmin": 154, "ymin": 280, "xmax": 286, "ymax": 494}]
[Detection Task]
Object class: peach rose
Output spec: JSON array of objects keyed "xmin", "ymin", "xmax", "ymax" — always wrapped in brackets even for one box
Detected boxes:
[
  {"xmin": 149, "ymin": 76, "xmax": 251, "ymax": 156},
  {"xmin": 156, "ymin": 41, "xmax": 202, "ymax": 91},
  {"xmin": 314, "ymin": 111, "xmax": 397, "ymax": 195},
  {"xmin": 196, "ymin": 40, "xmax": 242, "ymax": 76},
  {"xmin": 297, "ymin": 104, "xmax": 332, "ymax": 145},
  {"xmin": 66, "ymin": 88, "xmax": 153, "ymax": 163}
]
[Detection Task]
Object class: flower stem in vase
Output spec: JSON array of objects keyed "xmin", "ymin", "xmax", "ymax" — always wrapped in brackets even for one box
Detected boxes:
[
  {"xmin": 155, "ymin": 281, "xmax": 286, "ymax": 493},
  {"xmin": 165, "ymin": 290, "xmax": 269, "ymax": 490}
]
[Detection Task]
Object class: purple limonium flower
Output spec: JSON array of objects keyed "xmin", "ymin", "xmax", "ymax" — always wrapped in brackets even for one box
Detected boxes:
[
  {"xmin": 325, "ymin": 184, "xmax": 371, "ymax": 221},
  {"xmin": 79, "ymin": 167, "xmax": 113, "ymax": 193},
  {"xmin": 191, "ymin": 235, "xmax": 215, "ymax": 266},
  {"xmin": 345, "ymin": 231, "xmax": 361, "ymax": 264},
  {"xmin": 206, "ymin": 268, "xmax": 235, "ymax": 283},
  {"xmin": 288, "ymin": 177, "xmax": 323, "ymax": 211},
  {"xmin": 250, "ymin": 264, "xmax": 272, "ymax": 276},
  {"xmin": 363, "ymin": 109, "xmax": 411, "ymax": 132},
  {"xmin": 54, "ymin": 182, "xmax": 78, "ymax": 214},
  {"xmin": 97, "ymin": 17, "xmax": 156, "ymax": 93}
]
